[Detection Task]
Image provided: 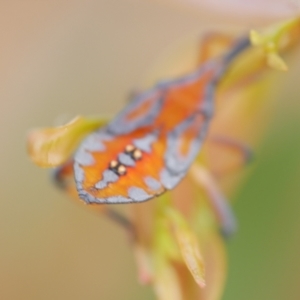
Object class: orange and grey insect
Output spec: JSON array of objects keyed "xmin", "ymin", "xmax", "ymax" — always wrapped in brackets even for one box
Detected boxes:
[{"xmin": 72, "ymin": 38, "xmax": 250, "ymax": 204}]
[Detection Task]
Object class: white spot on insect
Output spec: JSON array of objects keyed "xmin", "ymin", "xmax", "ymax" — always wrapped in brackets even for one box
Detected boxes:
[
  {"xmin": 95, "ymin": 169, "xmax": 119, "ymax": 189},
  {"xmin": 164, "ymin": 115, "xmax": 206, "ymax": 174},
  {"xmin": 81, "ymin": 132, "xmax": 106, "ymax": 152},
  {"xmin": 75, "ymin": 147, "xmax": 95, "ymax": 166},
  {"xmin": 74, "ymin": 162, "xmax": 85, "ymax": 189},
  {"xmin": 144, "ymin": 176, "xmax": 162, "ymax": 191},
  {"xmin": 118, "ymin": 153, "xmax": 135, "ymax": 167},
  {"xmin": 110, "ymin": 160, "xmax": 118, "ymax": 168},
  {"xmin": 128, "ymin": 186, "xmax": 152, "ymax": 202},
  {"xmin": 104, "ymin": 169, "xmax": 119, "ymax": 182},
  {"xmin": 117, "ymin": 165, "xmax": 127, "ymax": 175},
  {"xmin": 200, "ymin": 89, "xmax": 214, "ymax": 118},
  {"xmin": 95, "ymin": 181, "xmax": 107, "ymax": 189},
  {"xmin": 125, "ymin": 144, "xmax": 135, "ymax": 152},
  {"xmin": 160, "ymin": 169, "xmax": 185, "ymax": 190},
  {"xmin": 133, "ymin": 133, "xmax": 157, "ymax": 153},
  {"xmin": 106, "ymin": 196, "xmax": 132, "ymax": 203},
  {"xmin": 74, "ymin": 162, "xmax": 84, "ymax": 182},
  {"xmin": 79, "ymin": 190, "xmax": 132, "ymax": 204},
  {"xmin": 78, "ymin": 191, "xmax": 99, "ymax": 204},
  {"xmin": 132, "ymin": 149, "xmax": 142, "ymax": 160}
]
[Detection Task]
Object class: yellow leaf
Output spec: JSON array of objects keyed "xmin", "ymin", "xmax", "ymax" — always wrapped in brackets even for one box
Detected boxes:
[
  {"xmin": 267, "ymin": 52, "xmax": 288, "ymax": 71},
  {"xmin": 166, "ymin": 208, "xmax": 206, "ymax": 288},
  {"xmin": 250, "ymin": 18, "xmax": 300, "ymax": 72},
  {"xmin": 200, "ymin": 232, "xmax": 227, "ymax": 300},
  {"xmin": 27, "ymin": 115, "xmax": 109, "ymax": 167},
  {"xmin": 153, "ymin": 258, "xmax": 182, "ymax": 300},
  {"xmin": 249, "ymin": 30, "xmax": 263, "ymax": 46}
]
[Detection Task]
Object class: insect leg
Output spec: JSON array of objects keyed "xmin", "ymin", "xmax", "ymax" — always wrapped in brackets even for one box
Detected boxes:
[
  {"xmin": 104, "ymin": 209, "xmax": 136, "ymax": 241},
  {"xmin": 211, "ymin": 135, "xmax": 253, "ymax": 165},
  {"xmin": 189, "ymin": 164, "xmax": 237, "ymax": 238}
]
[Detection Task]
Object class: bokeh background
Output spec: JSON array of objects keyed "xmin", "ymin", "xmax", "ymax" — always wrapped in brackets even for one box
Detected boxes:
[{"xmin": 1, "ymin": 1, "xmax": 300, "ymax": 299}]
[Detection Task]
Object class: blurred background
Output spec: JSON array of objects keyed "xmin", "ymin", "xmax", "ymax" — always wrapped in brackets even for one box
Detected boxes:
[{"xmin": 1, "ymin": 0, "xmax": 300, "ymax": 299}]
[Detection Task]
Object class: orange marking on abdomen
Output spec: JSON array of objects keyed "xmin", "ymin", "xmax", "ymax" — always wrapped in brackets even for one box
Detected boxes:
[
  {"xmin": 126, "ymin": 98, "xmax": 155, "ymax": 121},
  {"xmin": 85, "ymin": 134, "xmax": 167, "ymax": 200}
]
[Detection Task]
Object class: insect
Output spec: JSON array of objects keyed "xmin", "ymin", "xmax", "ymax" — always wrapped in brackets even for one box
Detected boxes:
[
  {"xmin": 28, "ymin": 18, "xmax": 300, "ymax": 239},
  {"xmin": 52, "ymin": 38, "xmax": 249, "ymax": 205}
]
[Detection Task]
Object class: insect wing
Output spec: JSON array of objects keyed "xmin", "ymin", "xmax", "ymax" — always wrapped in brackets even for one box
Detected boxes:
[
  {"xmin": 74, "ymin": 63, "xmax": 217, "ymax": 204},
  {"xmin": 74, "ymin": 128, "xmax": 167, "ymax": 204}
]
